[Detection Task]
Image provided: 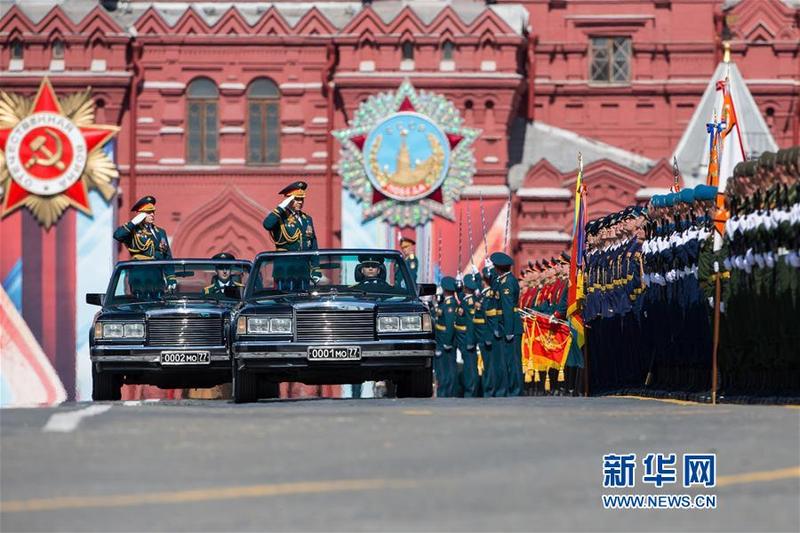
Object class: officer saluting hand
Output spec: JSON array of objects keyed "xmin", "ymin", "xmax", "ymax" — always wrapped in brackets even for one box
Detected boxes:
[{"xmin": 114, "ymin": 195, "xmax": 173, "ymax": 261}]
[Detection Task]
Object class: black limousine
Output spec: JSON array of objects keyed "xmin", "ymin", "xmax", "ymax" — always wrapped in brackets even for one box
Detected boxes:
[
  {"xmin": 86, "ymin": 259, "xmax": 250, "ymax": 400},
  {"xmin": 231, "ymin": 249, "xmax": 436, "ymax": 402}
]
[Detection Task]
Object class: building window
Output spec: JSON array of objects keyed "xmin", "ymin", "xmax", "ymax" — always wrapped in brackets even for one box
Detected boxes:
[
  {"xmin": 11, "ymin": 40, "xmax": 23, "ymax": 60},
  {"xmin": 590, "ymin": 37, "xmax": 631, "ymax": 83},
  {"xmin": 402, "ymin": 41, "xmax": 414, "ymax": 61},
  {"xmin": 247, "ymin": 78, "xmax": 280, "ymax": 165},
  {"xmin": 442, "ymin": 40, "xmax": 455, "ymax": 61},
  {"xmin": 187, "ymin": 78, "xmax": 219, "ymax": 164},
  {"xmin": 52, "ymin": 39, "xmax": 65, "ymax": 59}
]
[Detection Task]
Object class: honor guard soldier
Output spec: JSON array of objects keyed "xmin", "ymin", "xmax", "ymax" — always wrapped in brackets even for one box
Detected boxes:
[
  {"xmin": 476, "ymin": 267, "xmax": 496, "ymax": 397},
  {"xmin": 434, "ymin": 276, "xmax": 459, "ymax": 397},
  {"xmin": 460, "ymin": 274, "xmax": 481, "ymax": 397},
  {"xmin": 114, "ymin": 196, "xmax": 173, "ymax": 261},
  {"xmin": 491, "ymin": 252, "xmax": 524, "ymax": 397},
  {"xmin": 399, "ymin": 236, "xmax": 419, "ymax": 282},
  {"xmin": 263, "ymin": 181, "xmax": 319, "ymax": 290},
  {"xmin": 203, "ymin": 252, "xmax": 244, "ymax": 297}
]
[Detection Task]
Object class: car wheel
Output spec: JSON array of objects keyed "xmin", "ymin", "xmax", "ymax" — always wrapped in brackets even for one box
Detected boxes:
[
  {"xmin": 397, "ymin": 367, "xmax": 433, "ymax": 398},
  {"xmin": 92, "ymin": 368, "xmax": 121, "ymax": 401},
  {"xmin": 233, "ymin": 367, "xmax": 259, "ymax": 403},
  {"xmin": 258, "ymin": 379, "xmax": 280, "ymax": 399}
]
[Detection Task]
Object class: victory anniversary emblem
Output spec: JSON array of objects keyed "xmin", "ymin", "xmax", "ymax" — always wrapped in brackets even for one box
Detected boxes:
[
  {"xmin": 0, "ymin": 79, "xmax": 119, "ymax": 228},
  {"xmin": 334, "ymin": 80, "xmax": 480, "ymax": 227}
]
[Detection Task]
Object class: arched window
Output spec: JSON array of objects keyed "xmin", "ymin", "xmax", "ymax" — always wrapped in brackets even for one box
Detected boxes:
[
  {"xmin": 11, "ymin": 39, "xmax": 23, "ymax": 60},
  {"xmin": 442, "ymin": 40, "xmax": 455, "ymax": 61},
  {"xmin": 187, "ymin": 78, "xmax": 219, "ymax": 164},
  {"xmin": 247, "ymin": 78, "xmax": 280, "ymax": 165},
  {"xmin": 402, "ymin": 41, "xmax": 414, "ymax": 61},
  {"xmin": 52, "ymin": 39, "xmax": 64, "ymax": 59}
]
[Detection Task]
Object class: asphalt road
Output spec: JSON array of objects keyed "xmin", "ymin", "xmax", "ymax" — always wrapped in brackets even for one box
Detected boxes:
[{"xmin": 1, "ymin": 397, "xmax": 798, "ymax": 532}]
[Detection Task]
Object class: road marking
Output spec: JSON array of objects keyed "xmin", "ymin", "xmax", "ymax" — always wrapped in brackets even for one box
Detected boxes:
[
  {"xmin": 122, "ymin": 401, "xmax": 141, "ymax": 407},
  {"xmin": 42, "ymin": 405, "xmax": 112, "ymax": 433},
  {"xmin": 613, "ymin": 395, "xmax": 703, "ymax": 406},
  {"xmin": 716, "ymin": 466, "xmax": 800, "ymax": 488},
  {"xmin": 402, "ymin": 409, "xmax": 433, "ymax": 416},
  {"xmin": 0, "ymin": 478, "xmax": 418, "ymax": 513}
]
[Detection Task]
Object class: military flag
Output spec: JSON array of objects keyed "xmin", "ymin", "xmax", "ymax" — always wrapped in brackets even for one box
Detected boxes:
[{"xmin": 566, "ymin": 155, "xmax": 586, "ymax": 348}]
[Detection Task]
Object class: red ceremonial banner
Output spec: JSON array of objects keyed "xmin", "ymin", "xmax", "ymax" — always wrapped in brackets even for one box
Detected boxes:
[{"xmin": 522, "ymin": 313, "xmax": 573, "ymax": 373}]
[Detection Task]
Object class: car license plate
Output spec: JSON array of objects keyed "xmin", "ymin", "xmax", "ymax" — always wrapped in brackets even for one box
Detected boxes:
[
  {"xmin": 160, "ymin": 351, "xmax": 211, "ymax": 365},
  {"xmin": 307, "ymin": 346, "xmax": 361, "ymax": 361}
]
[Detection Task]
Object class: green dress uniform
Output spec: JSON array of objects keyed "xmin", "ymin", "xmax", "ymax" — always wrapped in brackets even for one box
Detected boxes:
[
  {"xmin": 458, "ymin": 275, "xmax": 481, "ymax": 397},
  {"xmin": 492, "ymin": 252, "xmax": 524, "ymax": 397},
  {"xmin": 405, "ymin": 254, "xmax": 419, "ymax": 282},
  {"xmin": 484, "ymin": 267, "xmax": 508, "ymax": 397},
  {"xmin": 262, "ymin": 181, "xmax": 319, "ymax": 290},
  {"xmin": 435, "ymin": 277, "xmax": 459, "ymax": 397}
]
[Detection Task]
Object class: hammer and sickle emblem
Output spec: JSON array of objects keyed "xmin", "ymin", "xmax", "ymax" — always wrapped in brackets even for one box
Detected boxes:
[{"xmin": 24, "ymin": 129, "xmax": 66, "ymax": 171}]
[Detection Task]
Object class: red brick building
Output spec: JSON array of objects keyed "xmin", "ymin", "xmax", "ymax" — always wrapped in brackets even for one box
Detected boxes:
[{"xmin": 1, "ymin": 0, "xmax": 798, "ymax": 399}]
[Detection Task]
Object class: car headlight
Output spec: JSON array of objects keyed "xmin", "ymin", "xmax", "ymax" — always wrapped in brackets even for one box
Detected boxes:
[
  {"xmin": 377, "ymin": 316, "xmax": 400, "ymax": 333},
  {"xmin": 97, "ymin": 322, "xmax": 145, "ymax": 339},
  {"xmin": 378, "ymin": 314, "xmax": 425, "ymax": 333},
  {"xmin": 246, "ymin": 316, "xmax": 292, "ymax": 335}
]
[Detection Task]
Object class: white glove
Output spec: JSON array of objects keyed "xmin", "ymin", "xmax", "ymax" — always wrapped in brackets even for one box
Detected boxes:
[
  {"xmin": 131, "ymin": 212, "xmax": 147, "ymax": 225},
  {"xmin": 471, "ymin": 264, "xmax": 479, "ymax": 275},
  {"xmin": 278, "ymin": 195, "xmax": 294, "ymax": 210},
  {"xmin": 456, "ymin": 272, "xmax": 463, "ymax": 282},
  {"xmin": 484, "ymin": 258, "xmax": 494, "ymax": 270}
]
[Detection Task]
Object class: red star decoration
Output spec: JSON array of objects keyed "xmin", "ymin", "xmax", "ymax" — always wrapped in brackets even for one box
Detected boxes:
[{"xmin": 0, "ymin": 78, "xmax": 118, "ymax": 220}]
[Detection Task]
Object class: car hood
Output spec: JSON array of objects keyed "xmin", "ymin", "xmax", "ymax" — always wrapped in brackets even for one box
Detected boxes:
[
  {"xmin": 242, "ymin": 293, "xmax": 424, "ymax": 314},
  {"xmin": 100, "ymin": 301, "xmax": 235, "ymax": 319}
]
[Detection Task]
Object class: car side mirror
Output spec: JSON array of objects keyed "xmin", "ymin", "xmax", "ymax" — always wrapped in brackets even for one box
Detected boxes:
[
  {"xmin": 86, "ymin": 293, "xmax": 104, "ymax": 306},
  {"xmin": 417, "ymin": 283, "xmax": 437, "ymax": 297}
]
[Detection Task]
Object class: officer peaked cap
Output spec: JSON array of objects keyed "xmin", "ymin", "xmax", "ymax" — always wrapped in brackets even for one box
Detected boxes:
[
  {"xmin": 694, "ymin": 184, "xmax": 718, "ymax": 201},
  {"xmin": 440, "ymin": 276, "xmax": 458, "ymax": 292},
  {"xmin": 399, "ymin": 236, "xmax": 416, "ymax": 246},
  {"xmin": 358, "ymin": 254, "xmax": 385, "ymax": 266},
  {"xmin": 212, "ymin": 252, "xmax": 236, "ymax": 260},
  {"xmin": 278, "ymin": 181, "xmax": 308, "ymax": 198},
  {"xmin": 131, "ymin": 196, "xmax": 156, "ymax": 213},
  {"xmin": 560, "ymin": 251, "xmax": 571, "ymax": 263},
  {"xmin": 678, "ymin": 188, "xmax": 695, "ymax": 204},
  {"xmin": 490, "ymin": 251, "xmax": 513, "ymax": 267},
  {"xmin": 463, "ymin": 274, "xmax": 480, "ymax": 290}
]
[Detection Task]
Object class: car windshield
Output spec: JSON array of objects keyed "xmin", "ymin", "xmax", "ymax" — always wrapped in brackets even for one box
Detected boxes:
[
  {"xmin": 107, "ymin": 262, "xmax": 250, "ymax": 305},
  {"xmin": 249, "ymin": 252, "xmax": 414, "ymax": 299}
]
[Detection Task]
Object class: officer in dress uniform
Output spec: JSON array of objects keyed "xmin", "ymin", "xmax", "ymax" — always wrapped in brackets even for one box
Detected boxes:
[
  {"xmin": 434, "ymin": 276, "xmax": 459, "ymax": 397},
  {"xmin": 114, "ymin": 196, "xmax": 175, "ymax": 296},
  {"xmin": 399, "ymin": 236, "xmax": 419, "ymax": 282},
  {"xmin": 458, "ymin": 274, "xmax": 481, "ymax": 397},
  {"xmin": 478, "ymin": 266, "xmax": 499, "ymax": 397},
  {"xmin": 203, "ymin": 252, "xmax": 244, "ymax": 297},
  {"xmin": 352, "ymin": 255, "xmax": 393, "ymax": 292},
  {"xmin": 491, "ymin": 252, "xmax": 524, "ymax": 396},
  {"xmin": 262, "ymin": 181, "xmax": 319, "ymax": 290}
]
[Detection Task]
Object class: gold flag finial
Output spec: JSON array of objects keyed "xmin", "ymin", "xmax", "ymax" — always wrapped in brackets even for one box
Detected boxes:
[{"xmin": 722, "ymin": 41, "xmax": 731, "ymax": 63}]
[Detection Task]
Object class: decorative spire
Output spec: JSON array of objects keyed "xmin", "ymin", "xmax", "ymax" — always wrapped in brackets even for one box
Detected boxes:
[{"xmin": 722, "ymin": 41, "xmax": 731, "ymax": 64}]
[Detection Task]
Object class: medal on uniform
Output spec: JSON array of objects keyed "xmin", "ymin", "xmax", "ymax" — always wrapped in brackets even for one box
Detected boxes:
[{"xmin": 0, "ymin": 78, "xmax": 120, "ymax": 228}]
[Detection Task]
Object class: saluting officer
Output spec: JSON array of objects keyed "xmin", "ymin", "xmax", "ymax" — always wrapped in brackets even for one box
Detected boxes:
[
  {"xmin": 114, "ymin": 196, "xmax": 173, "ymax": 261},
  {"xmin": 263, "ymin": 181, "xmax": 319, "ymax": 290},
  {"xmin": 491, "ymin": 252, "xmax": 524, "ymax": 397},
  {"xmin": 399, "ymin": 236, "xmax": 419, "ymax": 282},
  {"xmin": 203, "ymin": 252, "xmax": 244, "ymax": 296}
]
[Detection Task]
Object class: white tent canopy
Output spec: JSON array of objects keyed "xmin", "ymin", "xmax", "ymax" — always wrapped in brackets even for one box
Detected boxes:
[{"xmin": 671, "ymin": 61, "xmax": 778, "ymax": 188}]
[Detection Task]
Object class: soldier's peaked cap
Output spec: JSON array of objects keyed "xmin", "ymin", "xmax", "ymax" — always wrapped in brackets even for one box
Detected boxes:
[
  {"xmin": 131, "ymin": 195, "xmax": 156, "ymax": 213},
  {"xmin": 694, "ymin": 184, "xmax": 717, "ymax": 201},
  {"xmin": 463, "ymin": 274, "xmax": 480, "ymax": 290},
  {"xmin": 358, "ymin": 254, "xmax": 385, "ymax": 265},
  {"xmin": 490, "ymin": 251, "xmax": 513, "ymax": 267},
  {"xmin": 399, "ymin": 235, "xmax": 416, "ymax": 246},
  {"xmin": 560, "ymin": 251, "xmax": 571, "ymax": 263},
  {"xmin": 278, "ymin": 181, "xmax": 307, "ymax": 198},
  {"xmin": 212, "ymin": 252, "xmax": 236, "ymax": 261},
  {"xmin": 440, "ymin": 276, "xmax": 458, "ymax": 292}
]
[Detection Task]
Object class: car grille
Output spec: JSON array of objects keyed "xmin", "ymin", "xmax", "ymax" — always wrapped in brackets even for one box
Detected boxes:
[
  {"xmin": 147, "ymin": 317, "xmax": 224, "ymax": 347},
  {"xmin": 295, "ymin": 310, "xmax": 375, "ymax": 343}
]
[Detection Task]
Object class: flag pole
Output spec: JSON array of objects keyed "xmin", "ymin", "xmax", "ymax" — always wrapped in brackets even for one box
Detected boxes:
[{"xmin": 712, "ymin": 276, "xmax": 721, "ymax": 405}]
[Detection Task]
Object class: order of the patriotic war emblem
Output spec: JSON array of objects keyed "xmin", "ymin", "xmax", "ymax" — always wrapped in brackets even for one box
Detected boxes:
[
  {"xmin": 334, "ymin": 80, "xmax": 480, "ymax": 227},
  {"xmin": 0, "ymin": 78, "xmax": 119, "ymax": 228}
]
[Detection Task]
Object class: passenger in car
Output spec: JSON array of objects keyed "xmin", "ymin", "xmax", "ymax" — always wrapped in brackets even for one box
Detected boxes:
[
  {"xmin": 203, "ymin": 252, "xmax": 244, "ymax": 297},
  {"xmin": 351, "ymin": 255, "xmax": 393, "ymax": 292}
]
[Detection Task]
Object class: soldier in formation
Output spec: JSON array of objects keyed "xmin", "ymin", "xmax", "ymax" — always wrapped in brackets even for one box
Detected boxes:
[{"xmin": 700, "ymin": 147, "xmax": 800, "ymax": 396}]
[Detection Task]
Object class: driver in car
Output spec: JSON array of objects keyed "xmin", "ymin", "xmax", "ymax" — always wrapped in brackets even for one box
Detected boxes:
[
  {"xmin": 352, "ymin": 255, "xmax": 394, "ymax": 292},
  {"xmin": 203, "ymin": 252, "xmax": 244, "ymax": 296}
]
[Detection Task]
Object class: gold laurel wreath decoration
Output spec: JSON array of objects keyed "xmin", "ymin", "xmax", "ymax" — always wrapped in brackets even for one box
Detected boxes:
[{"xmin": 0, "ymin": 87, "xmax": 119, "ymax": 227}]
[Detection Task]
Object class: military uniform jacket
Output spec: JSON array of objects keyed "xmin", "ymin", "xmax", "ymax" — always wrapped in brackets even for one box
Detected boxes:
[
  {"xmin": 404, "ymin": 255, "xmax": 419, "ymax": 281},
  {"xmin": 497, "ymin": 272, "xmax": 523, "ymax": 336},
  {"xmin": 435, "ymin": 296, "xmax": 457, "ymax": 348},
  {"xmin": 263, "ymin": 206, "xmax": 318, "ymax": 252},
  {"xmin": 203, "ymin": 277, "xmax": 244, "ymax": 296},
  {"xmin": 113, "ymin": 222, "xmax": 172, "ymax": 260}
]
